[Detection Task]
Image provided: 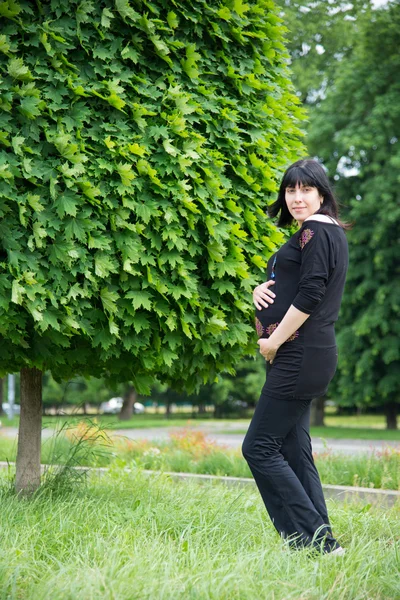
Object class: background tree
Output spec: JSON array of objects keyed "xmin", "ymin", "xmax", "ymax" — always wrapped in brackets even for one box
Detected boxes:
[
  {"xmin": 280, "ymin": 0, "xmax": 374, "ymax": 106},
  {"xmin": 119, "ymin": 384, "xmax": 137, "ymax": 421},
  {"xmin": 42, "ymin": 372, "xmax": 119, "ymax": 415},
  {"xmin": 0, "ymin": 377, "xmax": 4, "ymax": 415},
  {"xmin": 185, "ymin": 355, "xmax": 265, "ymax": 417},
  {"xmin": 211, "ymin": 356, "xmax": 266, "ymax": 417},
  {"xmin": 306, "ymin": 1, "xmax": 400, "ymax": 428},
  {"xmin": 0, "ymin": 0, "xmax": 305, "ymax": 492}
]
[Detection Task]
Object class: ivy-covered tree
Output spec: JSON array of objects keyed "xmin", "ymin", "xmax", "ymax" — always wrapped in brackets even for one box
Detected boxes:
[
  {"xmin": 0, "ymin": 0, "xmax": 305, "ymax": 492},
  {"xmin": 306, "ymin": 1, "xmax": 400, "ymax": 428}
]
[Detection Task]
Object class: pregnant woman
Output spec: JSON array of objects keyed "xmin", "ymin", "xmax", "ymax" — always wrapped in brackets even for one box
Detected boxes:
[{"xmin": 242, "ymin": 158, "xmax": 349, "ymax": 556}]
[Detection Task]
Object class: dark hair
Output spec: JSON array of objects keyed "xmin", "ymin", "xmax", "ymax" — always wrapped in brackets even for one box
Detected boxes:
[{"xmin": 268, "ymin": 158, "xmax": 351, "ymax": 230}]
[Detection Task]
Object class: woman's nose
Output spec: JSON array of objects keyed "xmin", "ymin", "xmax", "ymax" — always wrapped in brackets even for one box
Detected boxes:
[{"xmin": 294, "ymin": 190, "xmax": 303, "ymax": 202}]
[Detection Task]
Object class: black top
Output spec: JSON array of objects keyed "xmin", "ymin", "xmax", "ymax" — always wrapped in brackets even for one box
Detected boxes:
[{"xmin": 255, "ymin": 219, "xmax": 349, "ymax": 347}]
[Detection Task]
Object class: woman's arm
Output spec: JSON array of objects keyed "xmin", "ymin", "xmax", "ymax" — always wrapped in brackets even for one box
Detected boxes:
[
  {"xmin": 257, "ymin": 306, "xmax": 309, "ymax": 363},
  {"xmin": 269, "ymin": 305, "xmax": 310, "ymax": 345}
]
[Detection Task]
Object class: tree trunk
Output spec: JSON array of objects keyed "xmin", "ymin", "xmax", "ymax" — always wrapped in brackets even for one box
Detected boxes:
[
  {"xmin": 198, "ymin": 403, "xmax": 206, "ymax": 415},
  {"xmin": 384, "ymin": 401, "xmax": 398, "ymax": 430},
  {"xmin": 15, "ymin": 367, "xmax": 43, "ymax": 496},
  {"xmin": 0, "ymin": 377, "xmax": 4, "ymax": 415},
  {"xmin": 119, "ymin": 385, "xmax": 136, "ymax": 421},
  {"xmin": 165, "ymin": 399, "xmax": 171, "ymax": 419},
  {"xmin": 310, "ymin": 396, "xmax": 325, "ymax": 427},
  {"xmin": 213, "ymin": 404, "xmax": 224, "ymax": 419}
]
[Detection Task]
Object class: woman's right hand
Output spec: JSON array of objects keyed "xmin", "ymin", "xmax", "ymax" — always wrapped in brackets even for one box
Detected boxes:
[{"xmin": 253, "ymin": 280, "xmax": 276, "ymax": 310}]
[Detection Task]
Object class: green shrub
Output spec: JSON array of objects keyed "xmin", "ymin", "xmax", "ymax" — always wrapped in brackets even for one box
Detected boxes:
[{"xmin": 0, "ymin": 0, "xmax": 304, "ymax": 390}]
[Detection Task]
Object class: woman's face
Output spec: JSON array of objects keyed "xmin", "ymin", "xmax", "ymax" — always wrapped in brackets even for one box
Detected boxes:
[{"xmin": 285, "ymin": 182, "xmax": 324, "ymax": 225}]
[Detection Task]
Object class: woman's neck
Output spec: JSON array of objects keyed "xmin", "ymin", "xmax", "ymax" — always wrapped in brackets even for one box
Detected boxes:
[{"xmin": 303, "ymin": 214, "xmax": 339, "ymax": 225}]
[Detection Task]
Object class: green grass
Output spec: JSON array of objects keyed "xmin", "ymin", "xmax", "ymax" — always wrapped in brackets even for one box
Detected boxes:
[
  {"xmin": 2, "ymin": 410, "xmax": 399, "ymax": 441},
  {"xmin": 311, "ymin": 425, "xmax": 400, "ymax": 441},
  {"xmin": 323, "ymin": 412, "xmax": 396, "ymax": 429},
  {"xmin": 213, "ymin": 426, "xmax": 400, "ymax": 441},
  {"xmin": 0, "ymin": 414, "xmax": 19, "ymax": 428},
  {"xmin": 0, "ymin": 426, "xmax": 399, "ymax": 490},
  {"xmin": 111, "ymin": 431, "xmax": 400, "ymax": 490},
  {"xmin": 41, "ymin": 413, "xmax": 210, "ymax": 430},
  {"xmin": 2, "ymin": 412, "xmax": 213, "ymax": 431},
  {"xmin": 213, "ymin": 410, "xmax": 400, "ymax": 440},
  {"xmin": 0, "ymin": 469, "xmax": 399, "ymax": 599}
]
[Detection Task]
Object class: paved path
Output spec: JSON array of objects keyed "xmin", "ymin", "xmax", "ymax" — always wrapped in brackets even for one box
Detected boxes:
[
  {"xmin": 110, "ymin": 427, "xmax": 399, "ymax": 455},
  {"xmin": 1, "ymin": 425, "xmax": 398, "ymax": 455}
]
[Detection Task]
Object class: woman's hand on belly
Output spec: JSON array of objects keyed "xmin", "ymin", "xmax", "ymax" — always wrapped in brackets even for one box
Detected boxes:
[
  {"xmin": 253, "ymin": 280, "xmax": 276, "ymax": 310},
  {"xmin": 257, "ymin": 337, "xmax": 281, "ymax": 364}
]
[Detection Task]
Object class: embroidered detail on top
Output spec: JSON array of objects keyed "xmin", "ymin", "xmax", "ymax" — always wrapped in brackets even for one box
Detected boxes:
[
  {"xmin": 255, "ymin": 320, "xmax": 299, "ymax": 342},
  {"xmin": 299, "ymin": 228, "xmax": 314, "ymax": 250},
  {"xmin": 265, "ymin": 322, "xmax": 299, "ymax": 342},
  {"xmin": 255, "ymin": 317, "xmax": 264, "ymax": 338}
]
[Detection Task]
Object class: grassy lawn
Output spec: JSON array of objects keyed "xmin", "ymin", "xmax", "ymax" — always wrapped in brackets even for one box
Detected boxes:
[
  {"xmin": 0, "ymin": 469, "xmax": 398, "ymax": 599},
  {"xmin": 0, "ymin": 427, "xmax": 399, "ymax": 490},
  {"xmin": 210, "ymin": 410, "xmax": 400, "ymax": 439},
  {"xmin": 41, "ymin": 414, "xmax": 213, "ymax": 430},
  {"xmin": 2, "ymin": 411, "xmax": 399, "ymax": 441},
  {"xmin": 37, "ymin": 412, "xmax": 400, "ymax": 440},
  {"xmin": 212, "ymin": 425, "xmax": 400, "ymax": 440},
  {"xmin": 310, "ymin": 426, "xmax": 400, "ymax": 441},
  {"xmin": 323, "ymin": 412, "xmax": 397, "ymax": 429}
]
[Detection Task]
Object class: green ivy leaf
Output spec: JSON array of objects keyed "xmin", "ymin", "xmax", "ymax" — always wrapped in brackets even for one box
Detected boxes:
[
  {"xmin": 100, "ymin": 287, "xmax": 119, "ymax": 314},
  {"xmin": 116, "ymin": 162, "xmax": 136, "ymax": 186},
  {"xmin": 11, "ymin": 280, "xmax": 25, "ymax": 304},
  {"xmin": 101, "ymin": 7, "xmax": 114, "ymax": 28},
  {"xmin": 167, "ymin": 11, "xmax": 179, "ymax": 29},
  {"xmin": 18, "ymin": 96, "xmax": 41, "ymax": 119},
  {"xmin": 125, "ymin": 290, "xmax": 152, "ymax": 310},
  {"xmin": 8, "ymin": 57, "xmax": 32, "ymax": 80}
]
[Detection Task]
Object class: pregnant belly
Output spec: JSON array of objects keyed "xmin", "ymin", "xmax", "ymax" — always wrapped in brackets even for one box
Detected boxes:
[{"xmin": 255, "ymin": 301, "xmax": 295, "ymax": 340}]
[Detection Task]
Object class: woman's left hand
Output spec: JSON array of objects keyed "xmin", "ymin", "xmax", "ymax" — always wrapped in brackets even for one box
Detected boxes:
[{"xmin": 257, "ymin": 338, "xmax": 281, "ymax": 364}]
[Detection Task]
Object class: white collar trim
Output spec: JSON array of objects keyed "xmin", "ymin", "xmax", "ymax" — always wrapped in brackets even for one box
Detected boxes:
[{"xmin": 304, "ymin": 215, "xmax": 340, "ymax": 225}]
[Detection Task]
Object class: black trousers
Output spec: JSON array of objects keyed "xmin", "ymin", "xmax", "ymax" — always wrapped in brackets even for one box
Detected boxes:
[{"xmin": 242, "ymin": 386, "xmax": 339, "ymax": 552}]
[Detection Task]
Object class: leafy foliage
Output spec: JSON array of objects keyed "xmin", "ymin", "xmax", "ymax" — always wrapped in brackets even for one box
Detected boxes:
[
  {"xmin": 0, "ymin": 0, "xmax": 304, "ymax": 392},
  {"xmin": 280, "ymin": 0, "xmax": 374, "ymax": 106}
]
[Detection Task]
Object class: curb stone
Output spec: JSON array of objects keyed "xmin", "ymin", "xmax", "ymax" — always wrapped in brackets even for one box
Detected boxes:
[
  {"xmin": 142, "ymin": 471, "xmax": 400, "ymax": 508},
  {"xmin": 0, "ymin": 462, "xmax": 399, "ymax": 507}
]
